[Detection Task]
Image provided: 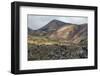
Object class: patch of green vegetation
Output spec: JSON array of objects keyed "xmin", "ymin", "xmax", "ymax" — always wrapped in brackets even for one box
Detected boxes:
[{"xmin": 28, "ymin": 35, "xmax": 63, "ymax": 45}]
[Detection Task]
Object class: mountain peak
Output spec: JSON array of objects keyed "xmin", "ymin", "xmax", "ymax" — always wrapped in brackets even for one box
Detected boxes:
[
  {"xmin": 48, "ymin": 19, "xmax": 67, "ymax": 25},
  {"xmin": 38, "ymin": 19, "xmax": 67, "ymax": 32},
  {"xmin": 50, "ymin": 19, "xmax": 63, "ymax": 22}
]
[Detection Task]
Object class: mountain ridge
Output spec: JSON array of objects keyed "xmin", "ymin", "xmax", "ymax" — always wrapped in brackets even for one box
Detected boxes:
[{"xmin": 28, "ymin": 19, "xmax": 87, "ymax": 44}]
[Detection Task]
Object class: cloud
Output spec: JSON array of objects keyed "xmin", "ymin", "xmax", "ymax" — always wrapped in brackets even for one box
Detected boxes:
[{"xmin": 28, "ymin": 15, "xmax": 87, "ymax": 30}]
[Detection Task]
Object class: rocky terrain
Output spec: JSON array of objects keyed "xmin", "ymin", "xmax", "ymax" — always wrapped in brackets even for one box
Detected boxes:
[{"xmin": 28, "ymin": 44, "xmax": 87, "ymax": 60}]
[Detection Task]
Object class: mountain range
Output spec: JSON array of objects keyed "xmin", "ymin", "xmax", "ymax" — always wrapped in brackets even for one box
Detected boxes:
[{"xmin": 28, "ymin": 19, "xmax": 87, "ymax": 44}]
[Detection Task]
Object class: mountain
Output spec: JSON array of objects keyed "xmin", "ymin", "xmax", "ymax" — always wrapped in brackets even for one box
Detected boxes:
[
  {"xmin": 28, "ymin": 19, "xmax": 87, "ymax": 44},
  {"xmin": 49, "ymin": 24, "xmax": 78, "ymax": 39},
  {"xmin": 28, "ymin": 19, "xmax": 73, "ymax": 36},
  {"xmin": 49, "ymin": 23, "xmax": 87, "ymax": 44},
  {"xmin": 72, "ymin": 24, "xmax": 87, "ymax": 43},
  {"xmin": 38, "ymin": 19, "xmax": 71, "ymax": 32},
  {"xmin": 28, "ymin": 28, "xmax": 34, "ymax": 35}
]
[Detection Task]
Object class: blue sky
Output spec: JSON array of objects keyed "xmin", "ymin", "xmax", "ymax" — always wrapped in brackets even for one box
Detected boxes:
[{"xmin": 28, "ymin": 15, "xmax": 88, "ymax": 30}]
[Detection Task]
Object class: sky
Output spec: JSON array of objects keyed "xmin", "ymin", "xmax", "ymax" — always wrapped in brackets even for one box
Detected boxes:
[{"xmin": 27, "ymin": 15, "xmax": 88, "ymax": 30}]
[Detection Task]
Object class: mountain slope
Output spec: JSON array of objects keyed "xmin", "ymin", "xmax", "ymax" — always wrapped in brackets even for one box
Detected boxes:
[
  {"xmin": 28, "ymin": 19, "xmax": 73, "ymax": 36},
  {"xmin": 38, "ymin": 19, "xmax": 68, "ymax": 32},
  {"xmin": 49, "ymin": 24, "xmax": 87, "ymax": 44},
  {"xmin": 28, "ymin": 19, "xmax": 87, "ymax": 44},
  {"xmin": 72, "ymin": 24, "xmax": 87, "ymax": 43}
]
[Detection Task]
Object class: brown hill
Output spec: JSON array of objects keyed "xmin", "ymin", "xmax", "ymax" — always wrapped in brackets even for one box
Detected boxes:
[{"xmin": 49, "ymin": 24, "xmax": 87, "ymax": 44}]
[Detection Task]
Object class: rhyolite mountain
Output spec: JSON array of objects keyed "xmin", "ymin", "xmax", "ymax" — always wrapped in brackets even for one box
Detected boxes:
[
  {"xmin": 28, "ymin": 20, "xmax": 74, "ymax": 36},
  {"xmin": 28, "ymin": 19, "xmax": 87, "ymax": 44},
  {"xmin": 38, "ymin": 19, "xmax": 71, "ymax": 32},
  {"xmin": 49, "ymin": 23, "xmax": 87, "ymax": 43}
]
